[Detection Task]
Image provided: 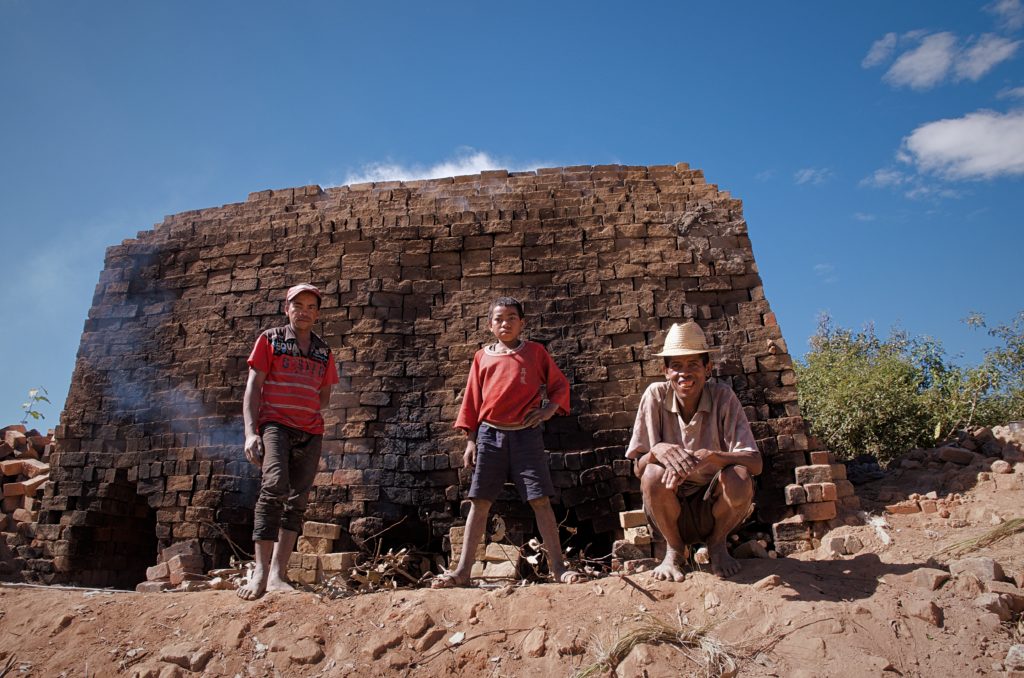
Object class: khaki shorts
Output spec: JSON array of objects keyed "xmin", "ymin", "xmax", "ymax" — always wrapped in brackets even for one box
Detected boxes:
[{"xmin": 644, "ymin": 469, "xmax": 721, "ymax": 545}]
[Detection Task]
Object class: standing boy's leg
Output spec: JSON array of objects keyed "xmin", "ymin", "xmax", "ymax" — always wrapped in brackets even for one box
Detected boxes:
[
  {"xmin": 239, "ymin": 424, "xmax": 291, "ymax": 600},
  {"xmin": 528, "ymin": 497, "xmax": 580, "ymax": 583},
  {"xmin": 268, "ymin": 431, "xmax": 323, "ymax": 591},
  {"xmin": 432, "ymin": 498, "xmax": 491, "ymax": 588}
]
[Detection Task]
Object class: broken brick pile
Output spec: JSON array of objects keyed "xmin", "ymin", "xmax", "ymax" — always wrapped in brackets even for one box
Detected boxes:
[
  {"xmin": 0, "ymin": 425, "xmax": 51, "ymax": 579},
  {"xmin": 26, "ymin": 164, "xmax": 852, "ymax": 586}
]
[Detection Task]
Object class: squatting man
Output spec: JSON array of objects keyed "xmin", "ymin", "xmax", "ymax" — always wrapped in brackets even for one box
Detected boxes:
[
  {"xmin": 627, "ymin": 321, "xmax": 762, "ymax": 581},
  {"xmin": 238, "ymin": 283, "xmax": 338, "ymax": 600}
]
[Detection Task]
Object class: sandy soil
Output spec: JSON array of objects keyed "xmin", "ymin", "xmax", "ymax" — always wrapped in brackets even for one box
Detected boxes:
[{"xmin": 1, "ymin": 471, "xmax": 1022, "ymax": 677}]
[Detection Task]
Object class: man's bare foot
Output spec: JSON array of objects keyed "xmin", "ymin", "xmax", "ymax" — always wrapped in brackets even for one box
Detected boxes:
[
  {"xmin": 236, "ymin": 570, "xmax": 267, "ymax": 600},
  {"xmin": 430, "ymin": 571, "xmax": 470, "ymax": 589},
  {"xmin": 708, "ymin": 542, "xmax": 741, "ymax": 577},
  {"xmin": 651, "ymin": 546, "xmax": 688, "ymax": 582}
]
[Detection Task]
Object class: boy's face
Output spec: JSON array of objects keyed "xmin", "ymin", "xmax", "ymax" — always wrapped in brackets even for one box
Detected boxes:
[
  {"xmin": 286, "ymin": 291, "xmax": 321, "ymax": 332},
  {"xmin": 664, "ymin": 354, "xmax": 711, "ymax": 404},
  {"xmin": 488, "ymin": 305, "xmax": 524, "ymax": 344}
]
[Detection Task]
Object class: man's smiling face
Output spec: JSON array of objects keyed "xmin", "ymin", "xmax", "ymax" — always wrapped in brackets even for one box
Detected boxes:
[{"xmin": 664, "ymin": 353, "xmax": 711, "ymax": 404}]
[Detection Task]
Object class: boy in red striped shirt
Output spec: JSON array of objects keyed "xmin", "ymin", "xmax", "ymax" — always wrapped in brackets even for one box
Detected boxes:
[
  {"xmin": 433, "ymin": 297, "xmax": 581, "ymax": 587},
  {"xmin": 237, "ymin": 283, "xmax": 339, "ymax": 600}
]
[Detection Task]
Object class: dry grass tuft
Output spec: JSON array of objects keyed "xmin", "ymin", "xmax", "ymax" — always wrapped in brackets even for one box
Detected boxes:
[
  {"xmin": 936, "ymin": 517, "xmax": 1024, "ymax": 558},
  {"xmin": 573, "ymin": 612, "xmax": 740, "ymax": 678}
]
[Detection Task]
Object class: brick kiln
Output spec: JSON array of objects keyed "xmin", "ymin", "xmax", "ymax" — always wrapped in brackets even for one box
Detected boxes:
[{"xmin": 24, "ymin": 164, "xmax": 854, "ymax": 587}]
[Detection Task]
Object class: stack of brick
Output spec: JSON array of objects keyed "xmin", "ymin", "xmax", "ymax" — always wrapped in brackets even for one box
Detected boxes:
[
  {"xmin": 773, "ymin": 450, "xmax": 858, "ymax": 555},
  {"xmin": 287, "ymin": 520, "xmax": 360, "ymax": 585},
  {"xmin": 0, "ymin": 427, "xmax": 51, "ymax": 580},
  {"xmin": 25, "ymin": 164, "xmax": 854, "ymax": 586},
  {"xmin": 137, "ymin": 539, "xmax": 207, "ymax": 592},
  {"xmin": 447, "ymin": 525, "xmax": 521, "ymax": 580},
  {"xmin": 611, "ymin": 509, "xmax": 654, "ymax": 567}
]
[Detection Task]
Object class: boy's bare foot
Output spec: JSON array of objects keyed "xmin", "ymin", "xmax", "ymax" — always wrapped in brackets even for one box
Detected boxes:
[
  {"xmin": 236, "ymin": 570, "xmax": 267, "ymax": 600},
  {"xmin": 651, "ymin": 546, "xmax": 688, "ymax": 582},
  {"xmin": 430, "ymin": 571, "xmax": 470, "ymax": 589},
  {"xmin": 266, "ymin": 574, "xmax": 296, "ymax": 593},
  {"xmin": 708, "ymin": 542, "xmax": 741, "ymax": 577}
]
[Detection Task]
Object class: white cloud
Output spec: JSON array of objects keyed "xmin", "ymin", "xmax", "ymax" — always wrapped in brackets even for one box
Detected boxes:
[
  {"xmin": 901, "ymin": 109, "xmax": 1024, "ymax": 179},
  {"xmin": 813, "ymin": 264, "xmax": 838, "ymax": 284},
  {"xmin": 853, "ymin": 212, "xmax": 877, "ymax": 222},
  {"xmin": 341, "ymin": 148, "xmax": 541, "ymax": 185},
  {"xmin": 987, "ymin": 0, "xmax": 1024, "ymax": 31},
  {"xmin": 955, "ymin": 34, "xmax": 1021, "ymax": 81},
  {"xmin": 997, "ymin": 85, "xmax": 1024, "ymax": 98},
  {"xmin": 754, "ymin": 168, "xmax": 775, "ymax": 182},
  {"xmin": 859, "ymin": 168, "xmax": 909, "ymax": 188},
  {"xmin": 794, "ymin": 167, "xmax": 832, "ymax": 185},
  {"xmin": 863, "ymin": 32, "xmax": 898, "ymax": 68},
  {"xmin": 884, "ymin": 32, "xmax": 957, "ymax": 90}
]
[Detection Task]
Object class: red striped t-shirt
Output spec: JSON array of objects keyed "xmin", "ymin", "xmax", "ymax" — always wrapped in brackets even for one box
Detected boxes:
[{"xmin": 247, "ymin": 325, "xmax": 339, "ymax": 435}]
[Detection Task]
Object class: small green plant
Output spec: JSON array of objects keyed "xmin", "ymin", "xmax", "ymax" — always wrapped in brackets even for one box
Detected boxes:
[{"xmin": 19, "ymin": 386, "xmax": 50, "ymax": 427}]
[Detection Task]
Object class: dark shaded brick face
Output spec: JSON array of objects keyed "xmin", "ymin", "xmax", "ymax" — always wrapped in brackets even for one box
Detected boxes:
[{"xmin": 28, "ymin": 164, "xmax": 825, "ymax": 586}]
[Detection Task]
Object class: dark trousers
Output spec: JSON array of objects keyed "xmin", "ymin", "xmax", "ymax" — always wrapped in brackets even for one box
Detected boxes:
[{"xmin": 252, "ymin": 422, "xmax": 322, "ymax": 542}]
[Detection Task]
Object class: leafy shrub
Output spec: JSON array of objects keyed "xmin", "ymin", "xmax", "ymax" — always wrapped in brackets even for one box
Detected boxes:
[{"xmin": 795, "ymin": 313, "xmax": 1023, "ymax": 465}]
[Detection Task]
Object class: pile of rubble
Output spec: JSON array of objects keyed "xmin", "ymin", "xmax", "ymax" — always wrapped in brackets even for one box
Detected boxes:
[
  {"xmin": 880, "ymin": 423, "xmax": 1024, "ymax": 501},
  {"xmin": 1, "ymin": 424, "xmax": 52, "ymax": 579}
]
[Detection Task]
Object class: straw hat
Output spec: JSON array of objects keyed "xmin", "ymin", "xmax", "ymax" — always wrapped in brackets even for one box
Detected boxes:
[{"xmin": 655, "ymin": 321, "xmax": 718, "ymax": 357}]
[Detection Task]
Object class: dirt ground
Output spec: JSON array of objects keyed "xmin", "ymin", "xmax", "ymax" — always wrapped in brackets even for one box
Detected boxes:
[{"xmin": 1, "ymin": 469, "xmax": 1022, "ymax": 678}]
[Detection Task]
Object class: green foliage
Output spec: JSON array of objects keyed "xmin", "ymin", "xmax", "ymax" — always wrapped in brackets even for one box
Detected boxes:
[
  {"xmin": 19, "ymin": 386, "xmax": 50, "ymax": 427},
  {"xmin": 795, "ymin": 313, "xmax": 1024, "ymax": 465}
]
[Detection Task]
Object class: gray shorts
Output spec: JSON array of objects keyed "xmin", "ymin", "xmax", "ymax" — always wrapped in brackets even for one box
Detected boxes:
[{"xmin": 469, "ymin": 424, "xmax": 554, "ymax": 502}]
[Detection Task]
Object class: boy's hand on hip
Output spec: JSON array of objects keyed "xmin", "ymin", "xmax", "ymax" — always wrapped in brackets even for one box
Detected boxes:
[
  {"xmin": 522, "ymin": 403, "xmax": 557, "ymax": 428},
  {"xmin": 463, "ymin": 440, "xmax": 477, "ymax": 468},
  {"xmin": 244, "ymin": 434, "xmax": 264, "ymax": 468}
]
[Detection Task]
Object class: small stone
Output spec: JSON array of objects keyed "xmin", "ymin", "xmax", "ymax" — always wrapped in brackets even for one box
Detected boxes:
[
  {"xmin": 912, "ymin": 568, "xmax": 950, "ymax": 591},
  {"xmin": 366, "ymin": 630, "xmax": 404, "ymax": 659},
  {"xmin": 843, "ymin": 535, "xmax": 863, "ymax": 554},
  {"xmin": 950, "ymin": 557, "xmax": 1005, "ymax": 582},
  {"xmin": 904, "ymin": 599, "xmax": 943, "ymax": 627},
  {"xmin": 733, "ymin": 540, "xmax": 769, "ymax": 559},
  {"xmin": 157, "ymin": 644, "xmax": 195, "ymax": 670},
  {"xmin": 402, "ymin": 610, "xmax": 434, "ymax": 639},
  {"xmin": 754, "ymin": 574, "xmax": 783, "ymax": 590},
  {"xmin": 885, "ymin": 501, "xmax": 921, "ymax": 515},
  {"xmin": 704, "ymin": 591, "xmax": 721, "ymax": 609},
  {"xmin": 1006, "ymin": 644, "xmax": 1024, "ymax": 671},
  {"xmin": 414, "ymin": 628, "xmax": 446, "ymax": 652},
  {"xmin": 820, "ymin": 536, "xmax": 846, "ymax": 558},
  {"xmin": 189, "ymin": 649, "xmax": 213, "ymax": 672},
  {"xmin": 288, "ymin": 638, "xmax": 325, "ymax": 665},
  {"xmin": 937, "ymin": 446, "xmax": 974, "ymax": 464},
  {"xmin": 693, "ymin": 547, "xmax": 710, "ymax": 564},
  {"xmin": 522, "ymin": 627, "xmax": 547, "ymax": 657},
  {"xmin": 974, "ymin": 593, "xmax": 1013, "ymax": 621},
  {"xmin": 991, "ymin": 459, "xmax": 1012, "ymax": 473}
]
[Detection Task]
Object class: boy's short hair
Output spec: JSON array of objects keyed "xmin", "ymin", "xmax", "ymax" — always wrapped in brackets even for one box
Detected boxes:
[
  {"xmin": 664, "ymin": 353, "xmax": 711, "ymax": 368},
  {"xmin": 488, "ymin": 296, "xmax": 524, "ymax": 319}
]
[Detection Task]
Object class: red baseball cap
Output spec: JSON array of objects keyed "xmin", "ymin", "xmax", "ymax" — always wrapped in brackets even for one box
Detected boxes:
[{"xmin": 285, "ymin": 283, "xmax": 322, "ymax": 305}]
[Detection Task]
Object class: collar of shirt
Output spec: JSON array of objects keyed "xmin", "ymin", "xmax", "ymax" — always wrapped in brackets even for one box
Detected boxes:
[{"xmin": 663, "ymin": 383, "xmax": 712, "ymax": 423}]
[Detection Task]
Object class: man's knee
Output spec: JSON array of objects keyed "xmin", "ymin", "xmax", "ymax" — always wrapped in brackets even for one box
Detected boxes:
[
  {"xmin": 720, "ymin": 465, "xmax": 753, "ymax": 507},
  {"xmin": 640, "ymin": 463, "xmax": 669, "ymax": 494}
]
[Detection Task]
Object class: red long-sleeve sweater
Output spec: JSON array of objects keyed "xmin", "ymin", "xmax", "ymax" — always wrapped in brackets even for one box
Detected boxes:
[{"xmin": 454, "ymin": 341, "xmax": 570, "ymax": 434}]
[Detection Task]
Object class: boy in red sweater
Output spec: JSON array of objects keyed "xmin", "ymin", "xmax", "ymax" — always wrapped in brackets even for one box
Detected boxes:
[{"xmin": 433, "ymin": 297, "xmax": 581, "ymax": 587}]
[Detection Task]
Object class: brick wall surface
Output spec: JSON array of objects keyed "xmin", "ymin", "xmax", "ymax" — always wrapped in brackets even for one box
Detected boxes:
[{"xmin": 26, "ymin": 163, "xmax": 830, "ymax": 586}]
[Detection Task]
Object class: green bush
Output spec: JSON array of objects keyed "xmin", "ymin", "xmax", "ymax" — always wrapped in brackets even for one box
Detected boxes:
[{"xmin": 794, "ymin": 313, "xmax": 1023, "ymax": 466}]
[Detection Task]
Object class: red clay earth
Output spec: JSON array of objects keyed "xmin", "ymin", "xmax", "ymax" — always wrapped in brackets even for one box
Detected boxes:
[{"xmin": 1, "ymin": 465, "xmax": 1022, "ymax": 678}]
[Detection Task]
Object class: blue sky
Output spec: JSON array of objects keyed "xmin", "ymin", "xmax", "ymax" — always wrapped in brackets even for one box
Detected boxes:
[{"xmin": 2, "ymin": 1, "xmax": 1023, "ymax": 422}]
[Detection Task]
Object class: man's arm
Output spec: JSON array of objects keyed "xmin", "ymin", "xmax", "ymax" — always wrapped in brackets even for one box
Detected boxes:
[
  {"xmin": 243, "ymin": 368, "xmax": 267, "ymax": 466},
  {"xmin": 319, "ymin": 384, "xmax": 331, "ymax": 410}
]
